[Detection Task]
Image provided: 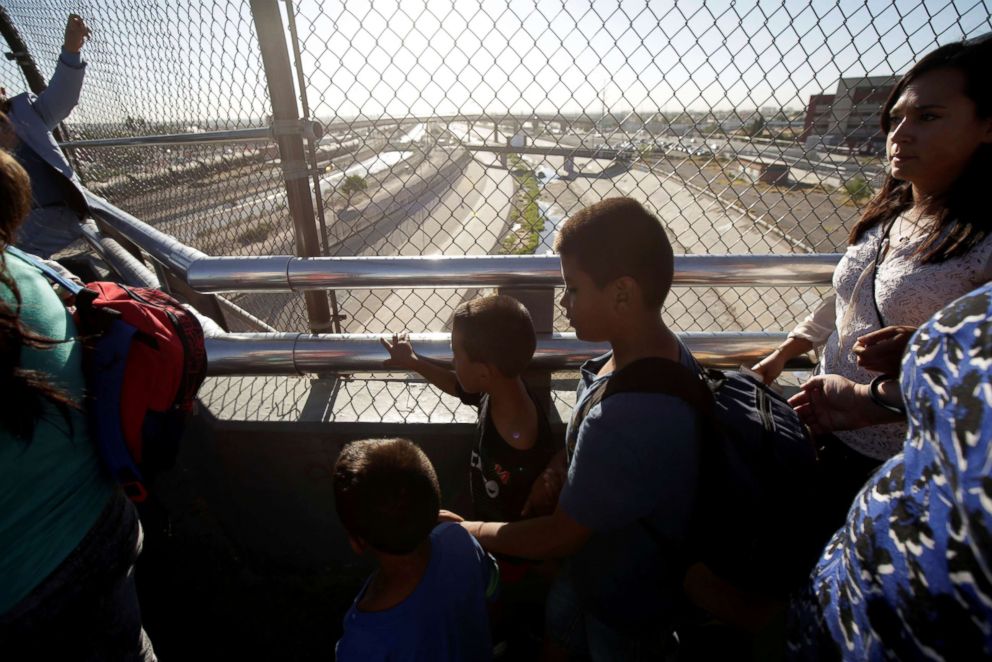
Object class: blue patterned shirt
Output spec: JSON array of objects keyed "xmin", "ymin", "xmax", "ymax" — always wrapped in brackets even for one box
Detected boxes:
[{"xmin": 791, "ymin": 281, "xmax": 992, "ymax": 660}]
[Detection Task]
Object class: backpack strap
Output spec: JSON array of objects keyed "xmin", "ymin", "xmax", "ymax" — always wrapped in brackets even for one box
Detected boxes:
[
  {"xmin": 605, "ymin": 357, "xmax": 714, "ymax": 411},
  {"xmin": 568, "ymin": 356, "xmax": 721, "ymax": 562},
  {"xmin": 5, "ymin": 245, "xmax": 84, "ymax": 294},
  {"xmin": 571, "ymin": 356, "xmax": 715, "ymax": 430}
]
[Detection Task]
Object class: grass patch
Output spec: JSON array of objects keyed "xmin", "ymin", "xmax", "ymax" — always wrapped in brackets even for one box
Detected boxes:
[
  {"xmin": 238, "ymin": 220, "xmax": 276, "ymax": 246},
  {"xmin": 844, "ymin": 175, "xmax": 873, "ymax": 203},
  {"xmin": 501, "ymin": 155, "xmax": 544, "ymax": 254}
]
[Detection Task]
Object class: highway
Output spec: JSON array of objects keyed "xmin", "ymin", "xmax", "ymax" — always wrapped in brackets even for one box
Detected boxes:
[{"xmin": 117, "ymin": 120, "xmax": 830, "ymax": 340}]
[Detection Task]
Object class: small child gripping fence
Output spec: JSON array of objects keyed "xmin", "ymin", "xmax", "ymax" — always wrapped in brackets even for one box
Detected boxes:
[{"xmin": 381, "ymin": 295, "xmax": 556, "ymax": 523}]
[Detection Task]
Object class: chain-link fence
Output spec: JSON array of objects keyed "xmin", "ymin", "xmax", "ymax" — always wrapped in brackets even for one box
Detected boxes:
[{"xmin": 1, "ymin": 1, "xmax": 989, "ymax": 421}]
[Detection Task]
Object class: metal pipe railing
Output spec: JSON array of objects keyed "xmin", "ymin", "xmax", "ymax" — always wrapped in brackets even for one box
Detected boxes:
[
  {"xmin": 83, "ymin": 187, "xmax": 839, "ymax": 292},
  {"xmin": 61, "ymin": 127, "xmax": 273, "ymax": 149},
  {"xmin": 204, "ymin": 331, "xmax": 812, "ymax": 376},
  {"xmin": 186, "ymin": 253, "xmax": 839, "ymax": 292},
  {"xmin": 84, "ymin": 191, "xmax": 207, "ymax": 280},
  {"xmin": 58, "ymin": 121, "xmax": 324, "ymax": 150},
  {"xmin": 78, "ymin": 194, "xmax": 821, "ymax": 376},
  {"xmin": 79, "ymin": 220, "xmax": 161, "ymax": 288},
  {"xmin": 80, "ymin": 221, "xmax": 226, "ymax": 338}
]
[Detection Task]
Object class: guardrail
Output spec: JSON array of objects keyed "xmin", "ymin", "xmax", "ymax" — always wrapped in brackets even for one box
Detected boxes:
[
  {"xmin": 204, "ymin": 331, "xmax": 802, "ymax": 376},
  {"xmin": 82, "ymin": 192, "xmax": 830, "ymax": 376},
  {"xmin": 85, "ymin": 191, "xmax": 839, "ymax": 291}
]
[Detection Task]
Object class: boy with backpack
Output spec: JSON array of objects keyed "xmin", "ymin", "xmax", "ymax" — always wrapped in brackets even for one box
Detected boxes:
[
  {"xmin": 381, "ymin": 295, "xmax": 556, "ymax": 523},
  {"xmin": 456, "ymin": 198, "xmax": 703, "ymax": 657},
  {"xmin": 456, "ymin": 197, "xmax": 819, "ymax": 658},
  {"xmin": 333, "ymin": 437, "xmax": 498, "ymax": 661}
]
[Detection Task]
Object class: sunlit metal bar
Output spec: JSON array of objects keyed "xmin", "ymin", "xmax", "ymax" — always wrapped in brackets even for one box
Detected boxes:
[
  {"xmin": 59, "ymin": 120, "xmax": 324, "ymax": 149},
  {"xmin": 83, "ymin": 185, "xmax": 839, "ymax": 292},
  {"xmin": 205, "ymin": 331, "xmax": 814, "ymax": 376},
  {"xmin": 79, "ymin": 220, "xmax": 161, "ymax": 288},
  {"xmin": 78, "ymin": 220, "xmax": 227, "ymax": 338},
  {"xmin": 84, "ymin": 192, "xmax": 207, "ymax": 280},
  {"xmin": 462, "ymin": 144, "xmax": 640, "ymax": 158},
  {"xmin": 61, "ymin": 128, "xmax": 272, "ymax": 149},
  {"xmin": 187, "ymin": 253, "xmax": 839, "ymax": 292},
  {"xmin": 215, "ymin": 297, "xmax": 281, "ymax": 333}
]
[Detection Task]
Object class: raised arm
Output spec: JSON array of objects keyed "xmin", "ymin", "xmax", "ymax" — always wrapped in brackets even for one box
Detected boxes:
[
  {"xmin": 34, "ymin": 15, "xmax": 91, "ymax": 129},
  {"xmin": 380, "ymin": 333, "xmax": 460, "ymax": 396}
]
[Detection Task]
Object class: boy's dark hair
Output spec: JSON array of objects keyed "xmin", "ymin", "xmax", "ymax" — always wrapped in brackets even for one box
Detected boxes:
[
  {"xmin": 553, "ymin": 197, "xmax": 674, "ymax": 308},
  {"xmin": 451, "ymin": 295, "xmax": 536, "ymax": 378},
  {"xmin": 333, "ymin": 438, "xmax": 440, "ymax": 555}
]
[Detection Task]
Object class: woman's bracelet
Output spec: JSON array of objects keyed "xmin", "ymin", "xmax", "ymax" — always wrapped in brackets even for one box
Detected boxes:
[{"xmin": 869, "ymin": 375, "xmax": 905, "ymax": 416}]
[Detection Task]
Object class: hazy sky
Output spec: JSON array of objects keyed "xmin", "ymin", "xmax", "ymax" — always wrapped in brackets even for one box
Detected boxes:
[
  {"xmin": 294, "ymin": 0, "xmax": 991, "ymax": 119},
  {"xmin": 1, "ymin": 0, "xmax": 989, "ymax": 127}
]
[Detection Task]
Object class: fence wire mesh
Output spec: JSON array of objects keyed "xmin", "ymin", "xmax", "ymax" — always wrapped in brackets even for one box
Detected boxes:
[{"xmin": 1, "ymin": 1, "xmax": 990, "ymax": 421}]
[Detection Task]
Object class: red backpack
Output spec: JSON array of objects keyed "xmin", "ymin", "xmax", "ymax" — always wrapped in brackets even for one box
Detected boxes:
[{"xmin": 11, "ymin": 247, "xmax": 207, "ymax": 502}]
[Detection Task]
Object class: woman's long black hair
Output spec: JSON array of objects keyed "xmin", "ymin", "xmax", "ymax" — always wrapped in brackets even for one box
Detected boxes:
[
  {"xmin": 848, "ymin": 36, "xmax": 992, "ymax": 264},
  {"xmin": 0, "ymin": 139, "xmax": 78, "ymax": 441}
]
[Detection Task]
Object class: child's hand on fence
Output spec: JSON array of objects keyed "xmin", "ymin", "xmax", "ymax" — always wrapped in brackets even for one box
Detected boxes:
[
  {"xmin": 63, "ymin": 14, "xmax": 92, "ymax": 54},
  {"xmin": 380, "ymin": 332, "xmax": 417, "ymax": 370}
]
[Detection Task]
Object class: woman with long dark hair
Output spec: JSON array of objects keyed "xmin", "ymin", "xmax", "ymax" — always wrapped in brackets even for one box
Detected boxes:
[
  {"xmin": 0, "ymin": 147, "xmax": 155, "ymax": 659},
  {"xmin": 751, "ymin": 36, "xmax": 992, "ymax": 532}
]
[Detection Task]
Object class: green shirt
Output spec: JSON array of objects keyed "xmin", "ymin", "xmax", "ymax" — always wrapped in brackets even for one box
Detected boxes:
[{"xmin": 0, "ymin": 249, "xmax": 114, "ymax": 614}]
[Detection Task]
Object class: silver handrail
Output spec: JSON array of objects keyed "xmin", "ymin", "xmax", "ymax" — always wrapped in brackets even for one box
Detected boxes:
[
  {"xmin": 79, "ymin": 220, "xmax": 161, "ymax": 288},
  {"xmin": 79, "ymin": 193, "xmax": 821, "ymax": 375},
  {"xmin": 83, "ymin": 190, "xmax": 839, "ymax": 291},
  {"xmin": 187, "ymin": 253, "xmax": 839, "ymax": 292},
  {"xmin": 85, "ymin": 192, "xmax": 207, "ymax": 280},
  {"xmin": 204, "ymin": 331, "xmax": 811, "ymax": 376},
  {"xmin": 60, "ymin": 120, "xmax": 324, "ymax": 149}
]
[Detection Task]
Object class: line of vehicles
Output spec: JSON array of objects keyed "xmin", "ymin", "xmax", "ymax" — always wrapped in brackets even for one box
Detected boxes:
[{"xmin": 599, "ymin": 138, "xmax": 716, "ymax": 159}]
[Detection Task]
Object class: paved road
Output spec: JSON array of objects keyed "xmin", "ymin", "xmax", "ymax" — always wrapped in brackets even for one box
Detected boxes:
[
  {"xmin": 337, "ymin": 150, "xmax": 514, "ymax": 334},
  {"xmin": 522, "ymin": 149, "xmax": 826, "ymax": 336}
]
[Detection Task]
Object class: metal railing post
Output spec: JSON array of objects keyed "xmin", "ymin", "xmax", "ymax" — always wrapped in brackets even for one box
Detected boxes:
[
  {"xmin": 249, "ymin": 0, "xmax": 332, "ymax": 332},
  {"xmin": 284, "ymin": 0, "xmax": 343, "ymax": 333}
]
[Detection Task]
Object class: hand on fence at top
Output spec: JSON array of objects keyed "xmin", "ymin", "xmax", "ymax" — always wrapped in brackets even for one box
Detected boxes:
[{"xmin": 63, "ymin": 14, "xmax": 91, "ymax": 54}]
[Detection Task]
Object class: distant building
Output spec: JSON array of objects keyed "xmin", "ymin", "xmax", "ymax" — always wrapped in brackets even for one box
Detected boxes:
[
  {"xmin": 802, "ymin": 74, "xmax": 897, "ymax": 152},
  {"xmin": 801, "ymin": 93, "xmax": 835, "ymax": 145},
  {"xmin": 828, "ymin": 75, "xmax": 897, "ymax": 152}
]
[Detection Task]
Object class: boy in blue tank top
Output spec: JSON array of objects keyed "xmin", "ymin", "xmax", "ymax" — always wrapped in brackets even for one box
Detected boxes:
[{"xmin": 333, "ymin": 437, "xmax": 498, "ymax": 661}]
